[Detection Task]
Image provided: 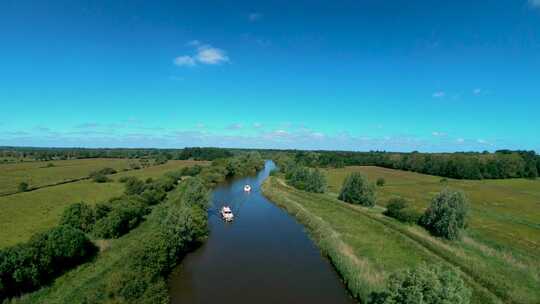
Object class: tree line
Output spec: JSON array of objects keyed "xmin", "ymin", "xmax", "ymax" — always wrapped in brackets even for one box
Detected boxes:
[{"xmin": 292, "ymin": 150, "xmax": 540, "ymax": 180}]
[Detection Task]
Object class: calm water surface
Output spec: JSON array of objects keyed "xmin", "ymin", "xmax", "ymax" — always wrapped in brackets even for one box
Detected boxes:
[{"xmin": 168, "ymin": 160, "xmax": 354, "ymax": 304}]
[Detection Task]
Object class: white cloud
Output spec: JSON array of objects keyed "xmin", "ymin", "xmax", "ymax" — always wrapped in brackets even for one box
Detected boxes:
[
  {"xmin": 473, "ymin": 88, "xmax": 482, "ymax": 95},
  {"xmin": 226, "ymin": 123, "xmax": 243, "ymax": 130},
  {"xmin": 248, "ymin": 13, "xmax": 262, "ymax": 22},
  {"xmin": 432, "ymin": 91, "xmax": 445, "ymax": 98},
  {"xmin": 529, "ymin": 0, "xmax": 540, "ymax": 8},
  {"xmin": 477, "ymin": 139, "xmax": 488, "ymax": 144},
  {"xmin": 195, "ymin": 45, "xmax": 229, "ymax": 65},
  {"xmin": 253, "ymin": 122, "xmax": 263, "ymax": 128},
  {"xmin": 174, "ymin": 42, "xmax": 229, "ymax": 67},
  {"xmin": 432, "ymin": 131, "xmax": 447, "ymax": 137},
  {"xmin": 173, "ymin": 56, "xmax": 196, "ymax": 67},
  {"xmin": 456, "ymin": 138, "xmax": 465, "ymax": 143}
]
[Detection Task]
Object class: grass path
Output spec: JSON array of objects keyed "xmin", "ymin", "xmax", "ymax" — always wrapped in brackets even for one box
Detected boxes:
[{"xmin": 263, "ymin": 176, "xmax": 539, "ymax": 304}]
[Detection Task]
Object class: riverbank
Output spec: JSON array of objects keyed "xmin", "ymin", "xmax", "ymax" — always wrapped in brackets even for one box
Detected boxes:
[{"xmin": 262, "ymin": 176, "xmax": 540, "ymax": 304}]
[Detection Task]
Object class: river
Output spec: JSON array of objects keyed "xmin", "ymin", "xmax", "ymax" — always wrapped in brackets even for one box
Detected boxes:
[{"xmin": 168, "ymin": 160, "xmax": 355, "ymax": 303}]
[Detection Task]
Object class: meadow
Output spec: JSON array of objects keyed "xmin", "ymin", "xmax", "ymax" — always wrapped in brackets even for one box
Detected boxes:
[
  {"xmin": 0, "ymin": 158, "xmax": 136, "ymax": 195},
  {"xmin": 263, "ymin": 167, "xmax": 540, "ymax": 304},
  {"xmin": 0, "ymin": 160, "xmax": 207, "ymax": 248}
]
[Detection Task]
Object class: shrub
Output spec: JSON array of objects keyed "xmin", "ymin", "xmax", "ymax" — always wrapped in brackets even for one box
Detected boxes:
[
  {"xmin": 170, "ymin": 178, "xmax": 209, "ymax": 209},
  {"xmin": 376, "ymin": 177, "xmax": 385, "ymax": 187},
  {"xmin": 420, "ymin": 188, "xmax": 469, "ymax": 240},
  {"xmin": 91, "ymin": 172, "xmax": 110, "ymax": 183},
  {"xmin": 18, "ymin": 182, "xmax": 29, "ymax": 192},
  {"xmin": 98, "ymin": 167, "xmax": 117, "ymax": 175},
  {"xmin": 369, "ymin": 264, "xmax": 471, "ymax": 304},
  {"xmin": 383, "ymin": 197, "xmax": 420, "ymax": 224},
  {"xmin": 93, "ymin": 199, "xmax": 148, "ymax": 239},
  {"xmin": 338, "ymin": 173, "xmax": 375, "ymax": 207},
  {"xmin": 124, "ymin": 177, "xmax": 146, "ymax": 195},
  {"xmin": 285, "ymin": 166, "xmax": 327, "ymax": 193},
  {"xmin": 0, "ymin": 226, "xmax": 96, "ymax": 301},
  {"xmin": 60, "ymin": 202, "xmax": 95, "ymax": 233}
]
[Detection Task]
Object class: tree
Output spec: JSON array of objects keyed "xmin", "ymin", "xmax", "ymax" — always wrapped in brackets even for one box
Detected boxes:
[
  {"xmin": 18, "ymin": 182, "xmax": 29, "ymax": 192},
  {"xmin": 338, "ymin": 173, "xmax": 376, "ymax": 207},
  {"xmin": 60, "ymin": 202, "xmax": 96, "ymax": 233},
  {"xmin": 384, "ymin": 197, "xmax": 420, "ymax": 223},
  {"xmin": 170, "ymin": 177, "xmax": 209, "ymax": 209},
  {"xmin": 376, "ymin": 177, "xmax": 385, "ymax": 187},
  {"xmin": 369, "ymin": 264, "xmax": 471, "ymax": 304},
  {"xmin": 420, "ymin": 188, "xmax": 469, "ymax": 240}
]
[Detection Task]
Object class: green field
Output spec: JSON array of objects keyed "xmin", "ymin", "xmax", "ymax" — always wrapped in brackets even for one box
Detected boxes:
[
  {"xmin": 263, "ymin": 168, "xmax": 540, "ymax": 304},
  {"xmin": 324, "ymin": 166, "xmax": 540, "ymax": 258},
  {"xmin": 0, "ymin": 160, "xmax": 206, "ymax": 248},
  {"xmin": 0, "ymin": 158, "xmax": 136, "ymax": 195}
]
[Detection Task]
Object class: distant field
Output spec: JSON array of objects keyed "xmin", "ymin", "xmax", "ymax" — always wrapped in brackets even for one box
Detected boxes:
[
  {"xmin": 0, "ymin": 160, "xmax": 207, "ymax": 248},
  {"xmin": 324, "ymin": 166, "xmax": 540, "ymax": 259},
  {"xmin": 263, "ymin": 175, "xmax": 540, "ymax": 304},
  {"xmin": 0, "ymin": 158, "xmax": 135, "ymax": 195}
]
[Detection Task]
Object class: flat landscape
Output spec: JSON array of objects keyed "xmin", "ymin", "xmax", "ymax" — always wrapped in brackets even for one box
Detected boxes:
[
  {"xmin": 0, "ymin": 158, "xmax": 134, "ymax": 195},
  {"xmin": 0, "ymin": 159, "xmax": 207, "ymax": 248},
  {"xmin": 263, "ymin": 167, "xmax": 540, "ymax": 304},
  {"xmin": 324, "ymin": 166, "xmax": 540, "ymax": 258}
]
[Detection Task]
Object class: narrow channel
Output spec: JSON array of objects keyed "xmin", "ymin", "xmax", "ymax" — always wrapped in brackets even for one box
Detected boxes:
[{"xmin": 168, "ymin": 160, "xmax": 355, "ymax": 303}]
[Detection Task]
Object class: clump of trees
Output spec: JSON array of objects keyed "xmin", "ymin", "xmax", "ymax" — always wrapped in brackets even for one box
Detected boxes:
[
  {"xmin": 0, "ymin": 226, "xmax": 96, "ymax": 301},
  {"xmin": 369, "ymin": 264, "xmax": 471, "ymax": 304},
  {"xmin": 89, "ymin": 167, "xmax": 117, "ymax": 183},
  {"xmin": 376, "ymin": 177, "xmax": 385, "ymax": 187},
  {"xmin": 285, "ymin": 165, "xmax": 327, "ymax": 193},
  {"xmin": 18, "ymin": 182, "xmax": 29, "ymax": 192},
  {"xmin": 420, "ymin": 188, "xmax": 469, "ymax": 240},
  {"xmin": 338, "ymin": 173, "xmax": 376, "ymax": 207},
  {"xmin": 383, "ymin": 197, "xmax": 420, "ymax": 224}
]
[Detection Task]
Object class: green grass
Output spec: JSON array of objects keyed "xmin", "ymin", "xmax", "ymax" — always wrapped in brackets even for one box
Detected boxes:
[
  {"xmin": 324, "ymin": 166, "xmax": 540, "ymax": 259},
  {"xmin": 0, "ymin": 158, "xmax": 135, "ymax": 195},
  {"xmin": 263, "ymin": 175, "xmax": 540, "ymax": 304},
  {"xmin": 0, "ymin": 160, "xmax": 207, "ymax": 248}
]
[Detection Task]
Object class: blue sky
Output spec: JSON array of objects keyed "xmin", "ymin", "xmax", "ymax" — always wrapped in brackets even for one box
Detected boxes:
[{"xmin": 1, "ymin": 0, "xmax": 539, "ymax": 152}]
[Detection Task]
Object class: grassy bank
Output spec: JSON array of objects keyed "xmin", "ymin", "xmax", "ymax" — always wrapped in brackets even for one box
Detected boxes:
[
  {"xmin": 263, "ymin": 176, "xmax": 540, "ymax": 303},
  {"xmin": 0, "ymin": 160, "xmax": 206, "ymax": 248}
]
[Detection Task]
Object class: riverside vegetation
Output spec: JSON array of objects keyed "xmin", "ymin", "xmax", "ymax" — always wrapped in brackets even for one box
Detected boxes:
[
  {"xmin": 264, "ymin": 154, "xmax": 540, "ymax": 304},
  {"xmin": 1, "ymin": 152, "xmax": 264, "ymax": 303}
]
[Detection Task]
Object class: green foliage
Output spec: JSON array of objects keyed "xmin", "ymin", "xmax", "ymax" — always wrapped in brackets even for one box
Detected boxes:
[
  {"xmin": 170, "ymin": 177, "xmax": 209, "ymax": 209},
  {"xmin": 59, "ymin": 202, "xmax": 95, "ymax": 233},
  {"xmin": 369, "ymin": 264, "xmax": 471, "ymax": 304},
  {"xmin": 0, "ymin": 226, "xmax": 96, "ymax": 301},
  {"xmin": 285, "ymin": 166, "xmax": 327, "ymax": 193},
  {"xmin": 420, "ymin": 188, "xmax": 469, "ymax": 240},
  {"xmin": 92, "ymin": 198, "xmax": 149, "ymax": 239},
  {"xmin": 383, "ymin": 197, "xmax": 420, "ymax": 224},
  {"xmin": 18, "ymin": 182, "xmax": 29, "ymax": 192},
  {"xmin": 123, "ymin": 177, "xmax": 146, "ymax": 195},
  {"xmin": 90, "ymin": 172, "xmax": 110, "ymax": 183},
  {"xmin": 376, "ymin": 177, "xmax": 385, "ymax": 186},
  {"xmin": 338, "ymin": 173, "xmax": 375, "ymax": 206}
]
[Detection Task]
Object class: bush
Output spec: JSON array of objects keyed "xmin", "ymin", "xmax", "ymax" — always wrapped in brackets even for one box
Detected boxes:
[
  {"xmin": 383, "ymin": 197, "xmax": 420, "ymax": 224},
  {"xmin": 60, "ymin": 202, "xmax": 95, "ymax": 233},
  {"xmin": 369, "ymin": 264, "xmax": 471, "ymax": 304},
  {"xmin": 170, "ymin": 178, "xmax": 209, "ymax": 209},
  {"xmin": 338, "ymin": 173, "xmax": 375, "ymax": 207},
  {"xmin": 420, "ymin": 188, "xmax": 469, "ymax": 240},
  {"xmin": 285, "ymin": 166, "xmax": 327, "ymax": 193},
  {"xmin": 124, "ymin": 177, "xmax": 146, "ymax": 195},
  {"xmin": 376, "ymin": 177, "xmax": 385, "ymax": 187},
  {"xmin": 0, "ymin": 226, "xmax": 96, "ymax": 301},
  {"xmin": 98, "ymin": 167, "xmax": 117, "ymax": 175},
  {"xmin": 91, "ymin": 172, "xmax": 110, "ymax": 183},
  {"xmin": 18, "ymin": 182, "xmax": 29, "ymax": 192},
  {"xmin": 93, "ymin": 199, "xmax": 148, "ymax": 239}
]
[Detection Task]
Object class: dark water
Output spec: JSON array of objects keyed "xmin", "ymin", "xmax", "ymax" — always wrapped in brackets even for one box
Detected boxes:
[{"xmin": 168, "ymin": 160, "xmax": 354, "ymax": 304}]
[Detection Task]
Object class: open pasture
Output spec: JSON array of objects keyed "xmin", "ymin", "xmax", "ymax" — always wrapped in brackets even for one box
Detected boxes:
[{"xmin": 0, "ymin": 160, "xmax": 207, "ymax": 248}]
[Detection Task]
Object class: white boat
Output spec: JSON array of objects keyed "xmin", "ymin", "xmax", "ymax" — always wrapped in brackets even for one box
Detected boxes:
[
  {"xmin": 244, "ymin": 184, "xmax": 252, "ymax": 192},
  {"xmin": 221, "ymin": 206, "xmax": 234, "ymax": 222}
]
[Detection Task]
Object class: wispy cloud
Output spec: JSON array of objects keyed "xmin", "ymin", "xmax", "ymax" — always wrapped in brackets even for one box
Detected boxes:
[
  {"xmin": 173, "ymin": 56, "xmax": 196, "ymax": 67},
  {"xmin": 248, "ymin": 12, "xmax": 263, "ymax": 22},
  {"xmin": 432, "ymin": 91, "xmax": 445, "ymax": 98},
  {"xmin": 253, "ymin": 122, "xmax": 263, "ymax": 128},
  {"xmin": 174, "ymin": 42, "xmax": 229, "ymax": 67},
  {"xmin": 473, "ymin": 88, "xmax": 482, "ymax": 95},
  {"xmin": 529, "ymin": 0, "xmax": 540, "ymax": 8},
  {"xmin": 226, "ymin": 123, "xmax": 243, "ymax": 130},
  {"xmin": 432, "ymin": 131, "xmax": 447, "ymax": 137}
]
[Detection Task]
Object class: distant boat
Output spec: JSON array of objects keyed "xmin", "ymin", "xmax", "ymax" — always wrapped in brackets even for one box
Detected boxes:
[
  {"xmin": 221, "ymin": 206, "xmax": 234, "ymax": 222},
  {"xmin": 244, "ymin": 184, "xmax": 252, "ymax": 192}
]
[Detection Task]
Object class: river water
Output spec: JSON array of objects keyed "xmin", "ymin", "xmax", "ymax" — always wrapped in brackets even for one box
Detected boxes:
[{"xmin": 168, "ymin": 160, "xmax": 354, "ymax": 304}]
